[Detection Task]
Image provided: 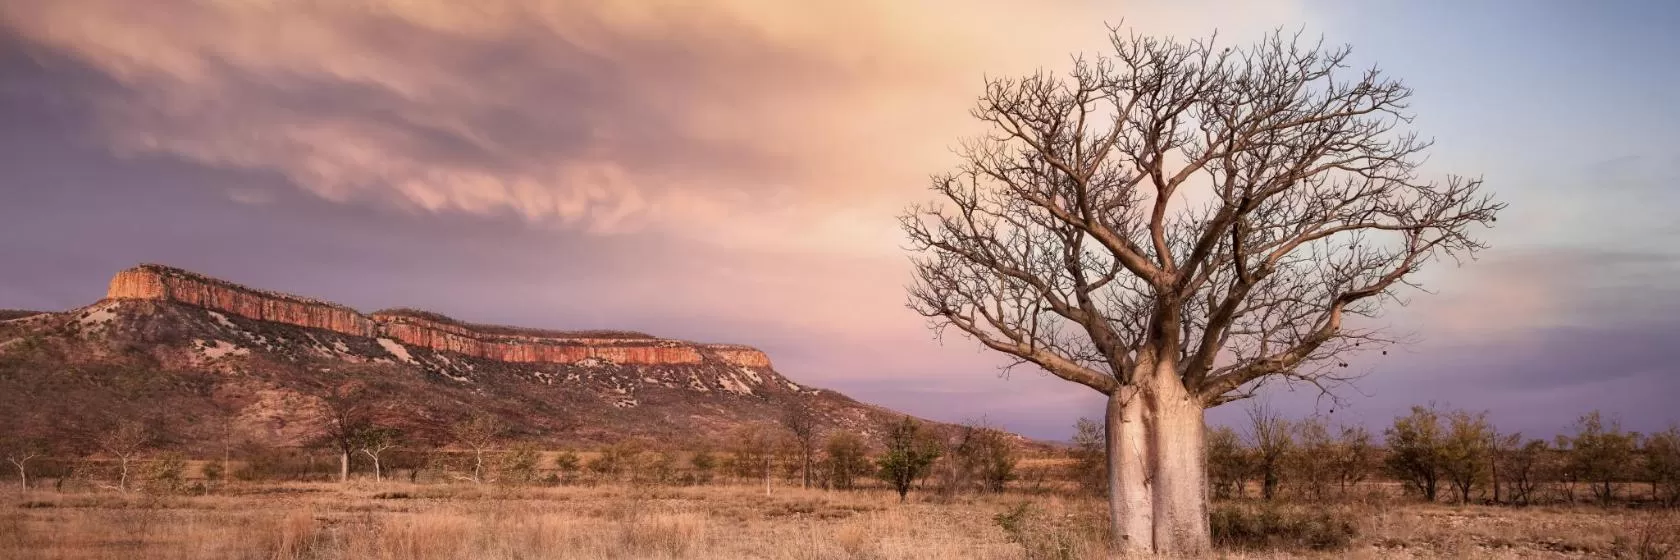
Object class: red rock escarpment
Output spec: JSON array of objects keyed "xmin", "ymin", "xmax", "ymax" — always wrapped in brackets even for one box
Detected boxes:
[
  {"xmin": 706, "ymin": 345, "xmax": 773, "ymax": 368},
  {"xmin": 374, "ymin": 314, "xmax": 705, "ymax": 365},
  {"xmin": 108, "ymin": 264, "xmax": 376, "ymax": 337},
  {"xmin": 103, "ymin": 264, "xmax": 774, "ymax": 368}
]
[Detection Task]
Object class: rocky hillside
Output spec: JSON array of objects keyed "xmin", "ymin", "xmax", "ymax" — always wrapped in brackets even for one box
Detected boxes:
[{"xmin": 0, "ymin": 264, "xmax": 953, "ymax": 453}]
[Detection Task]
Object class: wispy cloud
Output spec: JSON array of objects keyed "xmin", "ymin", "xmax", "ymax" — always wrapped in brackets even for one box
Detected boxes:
[{"xmin": 1, "ymin": 0, "xmax": 1303, "ymax": 252}]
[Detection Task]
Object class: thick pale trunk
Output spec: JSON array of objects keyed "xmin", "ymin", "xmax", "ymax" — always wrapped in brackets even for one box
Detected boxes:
[
  {"xmin": 339, "ymin": 450, "xmax": 350, "ymax": 483},
  {"xmin": 1105, "ymin": 387, "xmax": 1153, "ymax": 553},
  {"xmin": 1102, "ymin": 357, "xmax": 1213, "ymax": 556},
  {"xmin": 1147, "ymin": 382, "xmax": 1211, "ymax": 556}
]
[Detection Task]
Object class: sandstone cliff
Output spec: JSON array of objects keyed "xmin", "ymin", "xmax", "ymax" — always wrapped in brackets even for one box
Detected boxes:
[
  {"xmin": 103, "ymin": 264, "xmax": 773, "ymax": 369},
  {"xmin": 109, "ymin": 265, "xmax": 376, "ymax": 337}
]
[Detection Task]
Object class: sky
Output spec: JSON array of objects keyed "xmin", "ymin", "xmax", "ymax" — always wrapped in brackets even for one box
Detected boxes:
[{"xmin": 2, "ymin": 0, "xmax": 1677, "ymax": 441}]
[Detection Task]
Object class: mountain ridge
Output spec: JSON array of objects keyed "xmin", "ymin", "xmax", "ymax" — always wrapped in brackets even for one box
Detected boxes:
[{"xmin": 0, "ymin": 264, "xmax": 972, "ymax": 452}]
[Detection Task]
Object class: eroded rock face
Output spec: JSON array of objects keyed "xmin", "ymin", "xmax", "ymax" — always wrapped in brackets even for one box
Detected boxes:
[
  {"xmin": 706, "ymin": 345, "xmax": 773, "ymax": 368},
  {"xmin": 108, "ymin": 265, "xmax": 376, "ymax": 337},
  {"xmin": 104, "ymin": 264, "xmax": 774, "ymax": 368},
  {"xmin": 375, "ymin": 315, "xmax": 705, "ymax": 365}
]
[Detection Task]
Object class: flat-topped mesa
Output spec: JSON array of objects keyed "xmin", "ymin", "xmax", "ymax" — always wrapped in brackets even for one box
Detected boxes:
[
  {"xmin": 107, "ymin": 264, "xmax": 376, "ymax": 337},
  {"xmin": 101, "ymin": 264, "xmax": 774, "ymax": 369}
]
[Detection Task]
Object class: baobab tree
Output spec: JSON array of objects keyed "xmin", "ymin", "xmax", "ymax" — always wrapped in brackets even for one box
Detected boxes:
[{"xmin": 902, "ymin": 28, "xmax": 1501, "ymax": 554}]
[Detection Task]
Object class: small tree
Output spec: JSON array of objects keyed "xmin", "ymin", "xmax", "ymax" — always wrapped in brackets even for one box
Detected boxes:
[
  {"xmin": 1385, "ymin": 405, "xmax": 1445, "ymax": 502},
  {"xmin": 729, "ymin": 425, "xmax": 783, "ymax": 495},
  {"xmin": 145, "ymin": 452, "xmax": 188, "ymax": 495},
  {"xmin": 1488, "ymin": 430, "xmax": 1521, "ymax": 504},
  {"xmin": 686, "ymin": 448, "xmax": 714, "ymax": 485},
  {"xmin": 1550, "ymin": 434, "xmax": 1582, "ymax": 504},
  {"xmin": 1069, "ymin": 418, "xmax": 1106, "ymax": 496},
  {"xmin": 496, "ymin": 444, "xmax": 540, "ymax": 486},
  {"xmin": 1, "ymin": 436, "xmax": 44, "ymax": 492},
  {"xmin": 1566, "ymin": 411, "xmax": 1637, "ymax": 505},
  {"xmin": 1439, "ymin": 409, "xmax": 1492, "ymax": 504},
  {"xmin": 822, "ymin": 431, "xmax": 871, "ymax": 491},
  {"xmin": 451, "ymin": 413, "xmax": 502, "ymax": 484},
  {"xmin": 586, "ymin": 441, "xmax": 640, "ymax": 482},
  {"xmin": 782, "ymin": 405, "xmax": 821, "ymax": 489},
  {"xmin": 1502, "ymin": 439, "xmax": 1549, "ymax": 506},
  {"xmin": 1331, "ymin": 424, "xmax": 1377, "ymax": 497},
  {"xmin": 96, "ymin": 423, "xmax": 151, "ymax": 493},
  {"xmin": 1247, "ymin": 404, "xmax": 1292, "ymax": 501},
  {"xmin": 954, "ymin": 424, "xmax": 1019, "ymax": 492},
  {"xmin": 553, "ymin": 450, "xmax": 581, "ymax": 485},
  {"xmin": 1289, "ymin": 418, "xmax": 1336, "ymax": 501},
  {"xmin": 877, "ymin": 417, "xmax": 942, "ymax": 502},
  {"xmin": 354, "ymin": 427, "xmax": 401, "ymax": 483},
  {"xmin": 316, "ymin": 382, "xmax": 373, "ymax": 484},
  {"xmin": 1642, "ymin": 425, "xmax": 1680, "ymax": 508},
  {"xmin": 1205, "ymin": 425, "xmax": 1248, "ymax": 500}
]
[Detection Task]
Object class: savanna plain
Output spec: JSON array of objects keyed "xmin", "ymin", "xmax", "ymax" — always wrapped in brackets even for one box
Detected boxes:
[{"xmin": 4, "ymin": 455, "xmax": 1675, "ymax": 560}]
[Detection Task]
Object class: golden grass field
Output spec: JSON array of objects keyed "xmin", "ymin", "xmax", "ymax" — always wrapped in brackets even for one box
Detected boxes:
[{"xmin": 3, "ymin": 480, "xmax": 1675, "ymax": 560}]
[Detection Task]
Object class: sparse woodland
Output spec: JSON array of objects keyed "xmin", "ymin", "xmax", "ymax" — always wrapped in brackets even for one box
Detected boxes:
[{"xmin": 4, "ymin": 400, "xmax": 1679, "ymax": 559}]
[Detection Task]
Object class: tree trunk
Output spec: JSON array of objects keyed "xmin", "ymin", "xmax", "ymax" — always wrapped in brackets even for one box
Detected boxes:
[
  {"xmin": 1145, "ymin": 371, "xmax": 1212, "ymax": 556},
  {"xmin": 340, "ymin": 450, "xmax": 350, "ymax": 483},
  {"xmin": 1490, "ymin": 446, "xmax": 1501, "ymax": 505},
  {"xmin": 373, "ymin": 457, "xmax": 382, "ymax": 483},
  {"xmin": 1105, "ymin": 387, "xmax": 1153, "ymax": 554},
  {"xmin": 14, "ymin": 461, "xmax": 26, "ymax": 492}
]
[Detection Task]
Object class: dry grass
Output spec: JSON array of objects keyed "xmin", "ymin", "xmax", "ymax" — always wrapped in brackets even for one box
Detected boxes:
[{"xmin": 2, "ymin": 483, "xmax": 1675, "ymax": 559}]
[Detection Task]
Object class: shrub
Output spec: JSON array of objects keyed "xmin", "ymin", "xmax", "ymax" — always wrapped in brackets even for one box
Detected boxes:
[
  {"xmin": 495, "ymin": 444, "xmax": 540, "ymax": 486},
  {"xmin": 1565, "ymin": 411, "xmax": 1638, "ymax": 505},
  {"xmin": 1209, "ymin": 503, "xmax": 1357, "ymax": 552},
  {"xmin": 992, "ymin": 502, "xmax": 1106, "ymax": 560},
  {"xmin": 876, "ymin": 417, "xmax": 941, "ymax": 502},
  {"xmin": 955, "ymin": 425, "xmax": 1017, "ymax": 493},
  {"xmin": 1610, "ymin": 512, "xmax": 1677, "ymax": 560},
  {"xmin": 689, "ymin": 449, "xmax": 716, "ymax": 485},
  {"xmin": 233, "ymin": 447, "xmax": 338, "ymax": 482},
  {"xmin": 553, "ymin": 450, "xmax": 581, "ymax": 485},
  {"xmin": 144, "ymin": 453, "xmax": 187, "ymax": 494},
  {"xmin": 1385, "ymin": 405, "xmax": 1446, "ymax": 502},
  {"xmin": 1068, "ymin": 418, "xmax": 1105, "ymax": 496},
  {"xmin": 200, "ymin": 460, "xmax": 224, "ymax": 483},
  {"xmin": 1207, "ymin": 425, "xmax": 1249, "ymax": 500},
  {"xmin": 821, "ymin": 432, "xmax": 870, "ymax": 491}
]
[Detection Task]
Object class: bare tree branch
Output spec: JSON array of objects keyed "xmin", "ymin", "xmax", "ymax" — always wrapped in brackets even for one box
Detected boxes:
[{"xmin": 903, "ymin": 28, "xmax": 1503, "ymax": 408}]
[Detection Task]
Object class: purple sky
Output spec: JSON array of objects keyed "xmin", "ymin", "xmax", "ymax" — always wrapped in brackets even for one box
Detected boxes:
[{"xmin": 2, "ymin": 1, "xmax": 1677, "ymax": 441}]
